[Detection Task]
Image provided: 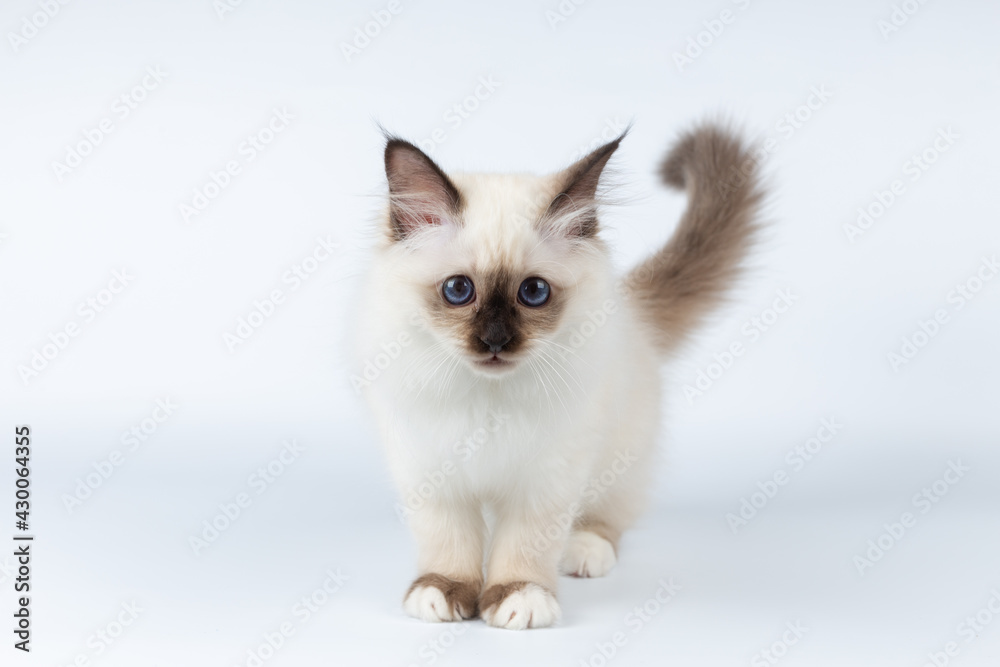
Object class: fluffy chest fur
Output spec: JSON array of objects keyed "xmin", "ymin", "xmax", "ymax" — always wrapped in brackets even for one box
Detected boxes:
[{"xmin": 359, "ymin": 241, "xmax": 644, "ymax": 501}]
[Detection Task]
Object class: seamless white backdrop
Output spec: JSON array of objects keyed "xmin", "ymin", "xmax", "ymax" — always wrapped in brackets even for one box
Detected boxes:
[{"xmin": 1, "ymin": 0, "xmax": 999, "ymax": 665}]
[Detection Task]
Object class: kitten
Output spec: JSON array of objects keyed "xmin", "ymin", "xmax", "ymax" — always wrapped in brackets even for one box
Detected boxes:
[{"xmin": 354, "ymin": 124, "xmax": 763, "ymax": 629}]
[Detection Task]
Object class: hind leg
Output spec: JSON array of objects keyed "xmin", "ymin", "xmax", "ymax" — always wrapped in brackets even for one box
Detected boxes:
[
  {"xmin": 561, "ymin": 391, "xmax": 659, "ymax": 578},
  {"xmin": 560, "ymin": 519, "xmax": 621, "ymax": 578}
]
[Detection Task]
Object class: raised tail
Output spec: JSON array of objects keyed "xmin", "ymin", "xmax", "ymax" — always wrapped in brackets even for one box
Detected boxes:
[{"xmin": 626, "ymin": 124, "xmax": 765, "ymax": 354}]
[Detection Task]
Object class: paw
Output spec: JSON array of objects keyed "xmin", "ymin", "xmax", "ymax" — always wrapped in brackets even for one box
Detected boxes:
[
  {"xmin": 403, "ymin": 574, "xmax": 480, "ymax": 622},
  {"xmin": 480, "ymin": 582, "xmax": 561, "ymax": 630},
  {"xmin": 559, "ymin": 530, "xmax": 617, "ymax": 578}
]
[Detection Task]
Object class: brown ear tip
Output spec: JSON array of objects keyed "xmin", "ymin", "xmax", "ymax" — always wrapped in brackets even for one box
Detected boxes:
[
  {"xmin": 603, "ymin": 122, "xmax": 632, "ymax": 154},
  {"xmin": 612, "ymin": 123, "xmax": 633, "ymax": 145},
  {"xmin": 384, "ymin": 136, "xmax": 416, "ymax": 159},
  {"xmin": 590, "ymin": 127, "xmax": 629, "ymax": 167}
]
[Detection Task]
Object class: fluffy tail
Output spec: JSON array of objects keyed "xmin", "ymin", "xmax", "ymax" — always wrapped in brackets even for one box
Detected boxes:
[{"xmin": 626, "ymin": 124, "xmax": 765, "ymax": 354}]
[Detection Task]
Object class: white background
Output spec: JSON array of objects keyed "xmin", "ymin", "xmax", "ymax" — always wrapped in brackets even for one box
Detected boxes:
[{"xmin": 1, "ymin": 0, "xmax": 999, "ymax": 665}]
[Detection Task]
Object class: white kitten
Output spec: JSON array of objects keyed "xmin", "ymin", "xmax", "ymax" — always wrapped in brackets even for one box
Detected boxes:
[{"xmin": 354, "ymin": 125, "xmax": 763, "ymax": 629}]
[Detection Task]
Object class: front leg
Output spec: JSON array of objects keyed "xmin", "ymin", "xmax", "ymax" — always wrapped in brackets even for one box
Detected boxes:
[
  {"xmin": 479, "ymin": 496, "xmax": 575, "ymax": 630},
  {"xmin": 402, "ymin": 496, "xmax": 485, "ymax": 622}
]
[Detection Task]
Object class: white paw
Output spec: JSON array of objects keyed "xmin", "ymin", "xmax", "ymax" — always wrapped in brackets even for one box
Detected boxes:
[
  {"xmin": 559, "ymin": 530, "xmax": 617, "ymax": 578},
  {"xmin": 481, "ymin": 583, "xmax": 561, "ymax": 630},
  {"xmin": 403, "ymin": 584, "xmax": 464, "ymax": 622}
]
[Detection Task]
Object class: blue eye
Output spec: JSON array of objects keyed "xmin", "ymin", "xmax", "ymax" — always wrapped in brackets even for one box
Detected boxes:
[
  {"xmin": 442, "ymin": 275, "xmax": 475, "ymax": 306},
  {"xmin": 518, "ymin": 277, "xmax": 550, "ymax": 307}
]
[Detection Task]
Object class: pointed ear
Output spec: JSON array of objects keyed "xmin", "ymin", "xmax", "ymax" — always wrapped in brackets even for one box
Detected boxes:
[
  {"xmin": 384, "ymin": 138, "xmax": 463, "ymax": 241},
  {"xmin": 542, "ymin": 132, "xmax": 626, "ymax": 237}
]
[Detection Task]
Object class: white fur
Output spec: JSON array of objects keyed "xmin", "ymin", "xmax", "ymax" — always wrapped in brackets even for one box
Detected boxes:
[
  {"xmin": 355, "ymin": 171, "xmax": 663, "ymax": 629},
  {"xmin": 559, "ymin": 530, "xmax": 618, "ymax": 578},
  {"xmin": 403, "ymin": 584, "xmax": 467, "ymax": 622},
  {"xmin": 480, "ymin": 584, "xmax": 561, "ymax": 630}
]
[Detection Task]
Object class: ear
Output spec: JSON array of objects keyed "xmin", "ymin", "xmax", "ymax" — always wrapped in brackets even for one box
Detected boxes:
[
  {"xmin": 384, "ymin": 138, "xmax": 463, "ymax": 241},
  {"xmin": 542, "ymin": 131, "xmax": 626, "ymax": 237}
]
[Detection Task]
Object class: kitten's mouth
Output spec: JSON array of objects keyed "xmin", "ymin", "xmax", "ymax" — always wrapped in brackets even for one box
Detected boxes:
[{"xmin": 474, "ymin": 354, "xmax": 515, "ymax": 371}]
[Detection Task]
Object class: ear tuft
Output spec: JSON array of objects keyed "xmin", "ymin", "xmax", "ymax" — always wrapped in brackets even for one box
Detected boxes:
[
  {"xmin": 543, "ymin": 130, "xmax": 627, "ymax": 237},
  {"xmin": 384, "ymin": 138, "xmax": 463, "ymax": 241}
]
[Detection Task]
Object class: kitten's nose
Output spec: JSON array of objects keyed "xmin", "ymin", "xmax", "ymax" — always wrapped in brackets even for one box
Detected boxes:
[{"xmin": 480, "ymin": 333, "xmax": 512, "ymax": 354}]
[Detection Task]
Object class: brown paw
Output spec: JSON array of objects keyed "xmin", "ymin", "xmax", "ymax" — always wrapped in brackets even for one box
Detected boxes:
[
  {"xmin": 403, "ymin": 574, "xmax": 481, "ymax": 622},
  {"xmin": 480, "ymin": 581, "xmax": 560, "ymax": 630}
]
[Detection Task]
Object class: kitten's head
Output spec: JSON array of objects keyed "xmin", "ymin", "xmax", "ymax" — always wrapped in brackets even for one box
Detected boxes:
[{"xmin": 379, "ymin": 133, "xmax": 624, "ymax": 377}]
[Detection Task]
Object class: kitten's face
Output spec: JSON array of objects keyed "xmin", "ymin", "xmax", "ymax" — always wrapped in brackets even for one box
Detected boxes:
[
  {"xmin": 424, "ymin": 268, "xmax": 565, "ymax": 374},
  {"xmin": 416, "ymin": 175, "xmax": 577, "ymax": 375},
  {"xmin": 382, "ymin": 136, "xmax": 622, "ymax": 377}
]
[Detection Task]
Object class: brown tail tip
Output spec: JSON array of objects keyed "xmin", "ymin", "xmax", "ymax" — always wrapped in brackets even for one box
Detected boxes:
[
  {"xmin": 659, "ymin": 126, "xmax": 753, "ymax": 192},
  {"xmin": 659, "ymin": 134, "xmax": 695, "ymax": 189}
]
